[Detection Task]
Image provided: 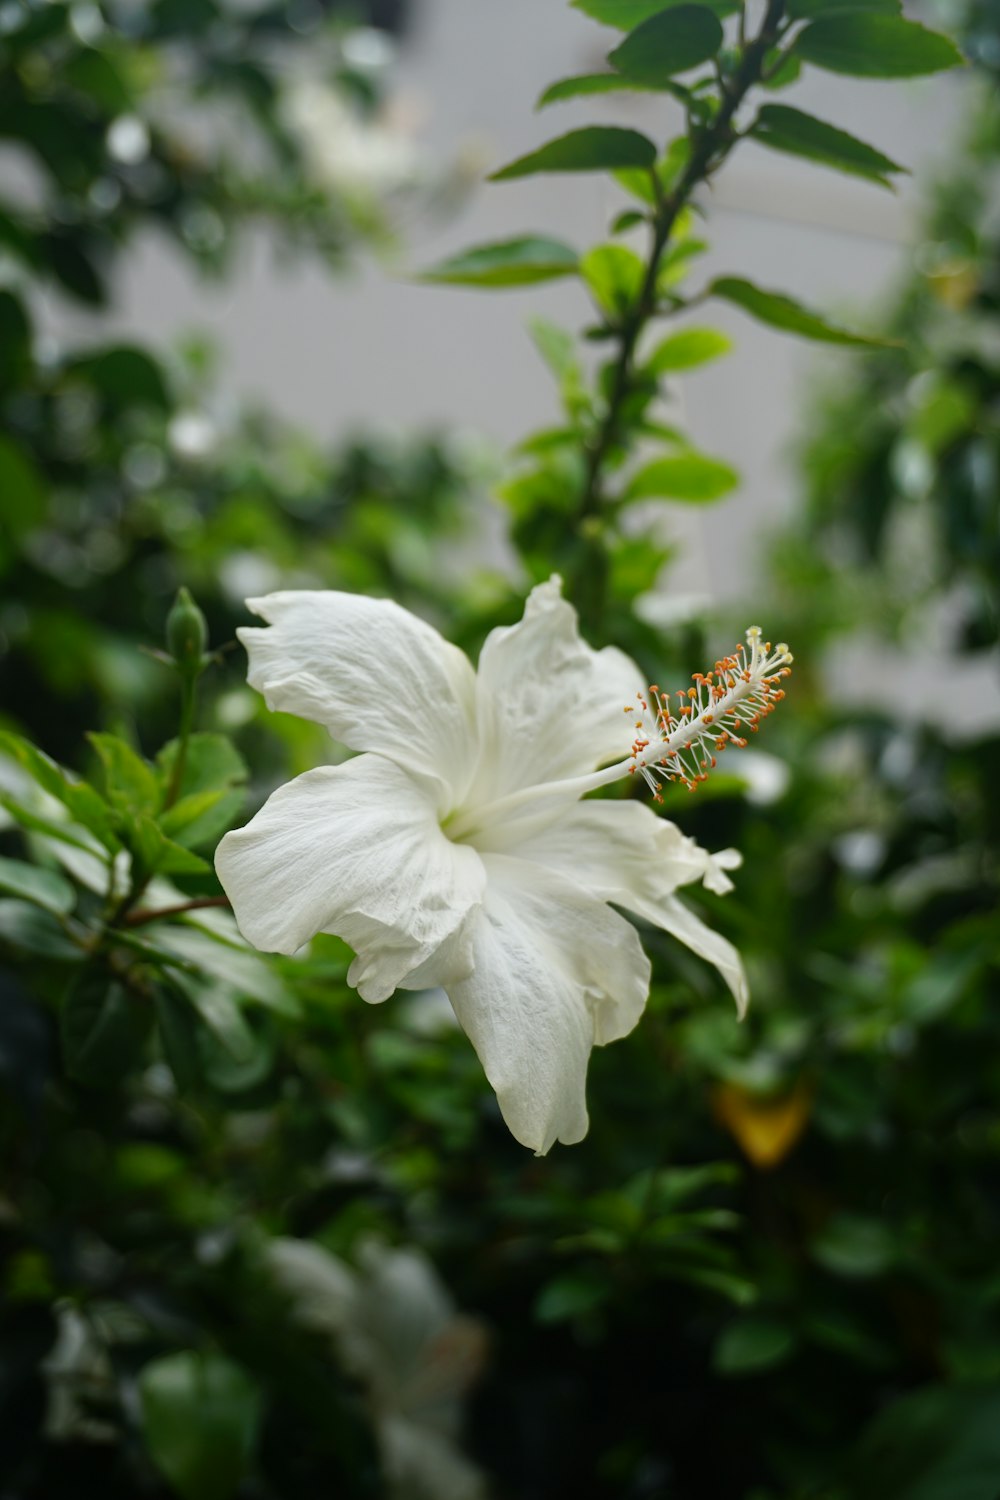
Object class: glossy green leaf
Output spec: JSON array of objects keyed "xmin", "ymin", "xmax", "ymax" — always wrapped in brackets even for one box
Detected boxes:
[
  {"xmin": 794, "ymin": 15, "xmax": 964, "ymax": 78},
  {"xmin": 418, "ymin": 236, "xmax": 578, "ymax": 287},
  {"xmin": 88, "ymin": 732, "xmax": 160, "ymax": 816},
  {"xmin": 537, "ymin": 72, "xmax": 668, "ymax": 107},
  {"xmin": 0, "ymin": 855, "xmax": 75, "ymax": 916},
  {"xmin": 714, "ymin": 1316, "xmax": 797, "ymax": 1375},
  {"xmin": 751, "ymin": 104, "xmax": 906, "ymax": 187},
  {"xmin": 610, "ymin": 6, "xmax": 724, "ymax": 83},
  {"xmin": 646, "ymin": 326, "xmax": 734, "ymax": 373},
  {"xmin": 139, "ymin": 1351, "xmax": 261, "ymax": 1500},
  {"xmin": 156, "ymin": 734, "xmax": 247, "ymax": 847},
  {"xmin": 62, "ymin": 974, "xmax": 149, "ymax": 1085},
  {"xmin": 708, "ymin": 276, "xmax": 893, "ymax": 346},
  {"xmin": 812, "ymin": 1213, "xmax": 895, "ymax": 1278},
  {"xmin": 625, "ymin": 452, "xmax": 739, "ymax": 502},
  {"xmin": 490, "ymin": 127, "xmax": 656, "ymax": 181},
  {"xmin": 788, "ymin": 0, "xmax": 900, "ymax": 17},
  {"xmin": 0, "ymin": 898, "xmax": 80, "ymax": 958},
  {"xmin": 581, "ymin": 243, "xmax": 646, "ymax": 317},
  {"xmin": 574, "ymin": 0, "xmax": 739, "ymax": 26},
  {"xmin": 0, "ymin": 730, "xmax": 119, "ymax": 850}
]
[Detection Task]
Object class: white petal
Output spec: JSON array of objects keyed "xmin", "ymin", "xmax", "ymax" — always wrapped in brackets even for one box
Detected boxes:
[
  {"xmin": 470, "ymin": 576, "xmax": 641, "ymax": 802},
  {"xmin": 505, "ymin": 798, "xmax": 748, "ymax": 1013},
  {"xmin": 239, "ymin": 591, "xmax": 478, "ymax": 810},
  {"xmin": 446, "ymin": 854, "xmax": 650, "ymax": 1154},
  {"xmin": 215, "ymin": 757, "xmax": 485, "ymax": 1002}
]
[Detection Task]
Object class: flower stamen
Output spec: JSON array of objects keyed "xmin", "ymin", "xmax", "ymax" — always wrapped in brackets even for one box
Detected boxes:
[{"xmin": 625, "ymin": 626, "xmax": 792, "ymax": 799}]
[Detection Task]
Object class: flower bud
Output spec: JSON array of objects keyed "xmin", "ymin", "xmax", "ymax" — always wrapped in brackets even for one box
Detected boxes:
[{"xmin": 166, "ymin": 587, "xmax": 208, "ymax": 675}]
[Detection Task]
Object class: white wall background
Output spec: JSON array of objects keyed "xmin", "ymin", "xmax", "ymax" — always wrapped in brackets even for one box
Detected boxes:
[{"xmin": 51, "ymin": 0, "xmax": 999, "ymax": 727}]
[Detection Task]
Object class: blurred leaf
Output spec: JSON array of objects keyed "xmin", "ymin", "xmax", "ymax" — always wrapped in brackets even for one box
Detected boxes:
[
  {"xmin": 624, "ymin": 452, "xmax": 739, "ymax": 501},
  {"xmin": 707, "ymin": 276, "xmax": 894, "ymax": 346},
  {"xmin": 536, "ymin": 1268, "xmax": 610, "ymax": 1324},
  {"xmin": 714, "ymin": 1316, "xmax": 798, "ymax": 1375},
  {"xmin": 851, "ymin": 1385, "xmax": 1000, "ymax": 1500},
  {"xmin": 581, "ymin": 243, "xmax": 646, "ymax": 318},
  {"xmin": 0, "ymin": 898, "xmax": 80, "ymax": 958},
  {"xmin": 0, "ymin": 731, "xmax": 119, "ymax": 851},
  {"xmin": 70, "ymin": 346, "xmax": 170, "ymax": 409},
  {"xmin": 138, "ymin": 1351, "xmax": 261, "ymax": 1500},
  {"xmin": 646, "ymin": 326, "xmax": 734, "ymax": 373},
  {"xmin": 812, "ymin": 1214, "xmax": 895, "ymax": 1279},
  {"xmin": 788, "ymin": 0, "xmax": 900, "ymax": 15},
  {"xmin": 609, "ymin": 6, "xmax": 725, "ymax": 83},
  {"xmin": 0, "ymin": 435, "xmax": 47, "ymax": 555},
  {"xmin": 573, "ymin": 0, "xmax": 740, "ymax": 24},
  {"xmin": 61, "ymin": 972, "xmax": 149, "ymax": 1085},
  {"xmin": 751, "ymin": 104, "xmax": 906, "ymax": 187},
  {"xmin": 793, "ymin": 15, "xmax": 964, "ymax": 77},
  {"xmin": 490, "ymin": 127, "xmax": 657, "ymax": 181},
  {"xmin": 182, "ymin": 979, "xmax": 256, "ymax": 1061},
  {"xmin": 0, "ymin": 855, "xmax": 75, "ymax": 916},
  {"xmin": 419, "ymin": 236, "xmax": 579, "ymax": 287},
  {"xmin": 154, "ymin": 982, "xmax": 201, "ymax": 1092}
]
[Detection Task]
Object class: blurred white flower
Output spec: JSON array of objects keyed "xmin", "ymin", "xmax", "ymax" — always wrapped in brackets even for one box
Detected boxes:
[
  {"xmin": 215, "ymin": 579, "xmax": 766, "ymax": 1154},
  {"xmin": 267, "ymin": 1238, "xmax": 487, "ymax": 1500},
  {"xmin": 282, "ymin": 78, "xmax": 421, "ymax": 199}
]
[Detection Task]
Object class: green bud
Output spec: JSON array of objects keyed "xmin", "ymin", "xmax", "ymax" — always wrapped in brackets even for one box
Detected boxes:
[{"xmin": 166, "ymin": 587, "xmax": 208, "ymax": 674}]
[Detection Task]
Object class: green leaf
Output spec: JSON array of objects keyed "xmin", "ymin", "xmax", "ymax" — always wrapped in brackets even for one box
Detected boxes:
[
  {"xmin": 61, "ymin": 973, "xmax": 149, "ymax": 1086},
  {"xmin": 0, "ymin": 434, "xmax": 48, "ymax": 557},
  {"xmin": 537, "ymin": 73, "xmax": 670, "ymax": 107},
  {"xmin": 625, "ymin": 452, "xmax": 739, "ymax": 502},
  {"xmin": 714, "ymin": 1316, "xmax": 798, "ymax": 1375},
  {"xmin": 417, "ymin": 235, "xmax": 578, "ymax": 287},
  {"xmin": 609, "ymin": 6, "xmax": 725, "ymax": 83},
  {"xmin": 0, "ymin": 855, "xmax": 75, "ymax": 916},
  {"xmin": 580, "ymin": 243, "xmax": 646, "ymax": 318},
  {"xmin": 787, "ymin": 0, "xmax": 900, "ymax": 17},
  {"xmin": 156, "ymin": 733, "xmax": 248, "ymax": 848},
  {"xmin": 121, "ymin": 815, "xmax": 211, "ymax": 878},
  {"xmin": 812, "ymin": 1213, "xmax": 895, "ymax": 1278},
  {"xmin": 761, "ymin": 50, "xmax": 802, "ymax": 89},
  {"xmin": 183, "ymin": 980, "xmax": 256, "ymax": 1062},
  {"xmin": 851, "ymin": 1385, "xmax": 1000, "ymax": 1500},
  {"xmin": 0, "ymin": 898, "xmax": 80, "ymax": 959},
  {"xmin": 574, "ymin": 0, "xmax": 740, "ymax": 26},
  {"xmin": 69, "ymin": 345, "xmax": 169, "ymax": 409},
  {"xmin": 139, "ymin": 1351, "xmax": 261, "ymax": 1500},
  {"xmin": 490, "ymin": 126, "xmax": 657, "ymax": 182},
  {"xmin": 793, "ymin": 15, "xmax": 964, "ymax": 78},
  {"xmin": 536, "ymin": 1269, "xmax": 610, "ymax": 1324},
  {"xmin": 751, "ymin": 104, "xmax": 906, "ymax": 187},
  {"xmin": 0, "ymin": 731, "xmax": 119, "ymax": 851},
  {"xmin": 646, "ymin": 326, "xmax": 733, "ymax": 373},
  {"xmin": 154, "ymin": 983, "xmax": 201, "ymax": 1092},
  {"xmin": 88, "ymin": 732, "xmax": 160, "ymax": 817},
  {"xmin": 707, "ymin": 276, "xmax": 893, "ymax": 347}
]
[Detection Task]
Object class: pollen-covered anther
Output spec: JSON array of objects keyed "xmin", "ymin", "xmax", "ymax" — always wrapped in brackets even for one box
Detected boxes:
[{"xmin": 625, "ymin": 625, "xmax": 793, "ymax": 798}]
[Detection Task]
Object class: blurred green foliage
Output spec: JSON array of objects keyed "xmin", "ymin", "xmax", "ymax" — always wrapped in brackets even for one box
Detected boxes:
[{"xmin": 2, "ymin": 2, "xmax": 999, "ymax": 1499}]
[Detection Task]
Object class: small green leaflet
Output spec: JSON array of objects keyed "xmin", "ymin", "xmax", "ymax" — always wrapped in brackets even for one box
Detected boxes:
[
  {"xmin": 537, "ymin": 73, "xmax": 677, "ymax": 108},
  {"xmin": 793, "ymin": 15, "xmax": 964, "ymax": 78},
  {"xmin": 418, "ymin": 236, "xmax": 578, "ymax": 287},
  {"xmin": 624, "ymin": 453, "xmax": 739, "ymax": 502},
  {"xmin": 573, "ymin": 0, "xmax": 739, "ymax": 26},
  {"xmin": 490, "ymin": 127, "xmax": 656, "ymax": 181},
  {"xmin": 609, "ymin": 6, "xmax": 724, "ymax": 84},
  {"xmin": 751, "ymin": 104, "xmax": 906, "ymax": 189},
  {"xmin": 714, "ymin": 1317, "xmax": 798, "ymax": 1376},
  {"xmin": 646, "ymin": 327, "xmax": 734, "ymax": 373},
  {"xmin": 708, "ymin": 276, "xmax": 894, "ymax": 347}
]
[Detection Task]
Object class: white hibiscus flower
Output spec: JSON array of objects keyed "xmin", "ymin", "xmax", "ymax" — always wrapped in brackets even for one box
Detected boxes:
[{"xmin": 215, "ymin": 578, "xmax": 791, "ymax": 1154}]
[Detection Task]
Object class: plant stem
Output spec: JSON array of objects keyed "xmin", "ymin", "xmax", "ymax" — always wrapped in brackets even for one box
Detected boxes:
[
  {"xmin": 573, "ymin": 0, "xmax": 787, "ymax": 613},
  {"xmin": 123, "ymin": 896, "xmax": 232, "ymax": 928},
  {"xmin": 164, "ymin": 676, "xmax": 198, "ymax": 811}
]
